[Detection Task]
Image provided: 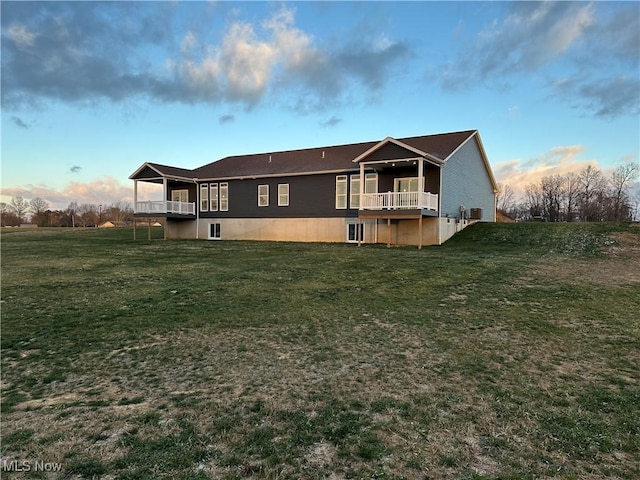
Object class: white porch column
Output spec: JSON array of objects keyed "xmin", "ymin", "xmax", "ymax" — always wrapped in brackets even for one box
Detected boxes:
[
  {"xmin": 358, "ymin": 161, "xmax": 365, "ymax": 247},
  {"xmin": 195, "ymin": 180, "xmax": 200, "ymax": 240},
  {"xmin": 418, "ymin": 158, "xmax": 425, "ymax": 249},
  {"xmin": 359, "ymin": 162, "xmax": 365, "ymax": 208},
  {"xmin": 163, "ymin": 177, "xmax": 168, "ymax": 210},
  {"xmin": 133, "ymin": 180, "xmax": 138, "ymax": 212}
]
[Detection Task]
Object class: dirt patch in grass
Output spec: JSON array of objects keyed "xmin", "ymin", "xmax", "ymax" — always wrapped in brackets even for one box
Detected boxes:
[{"xmin": 529, "ymin": 231, "xmax": 640, "ymax": 285}]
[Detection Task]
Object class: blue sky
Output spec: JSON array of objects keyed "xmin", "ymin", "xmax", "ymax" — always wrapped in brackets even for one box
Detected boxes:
[{"xmin": 2, "ymin": 1, "xmax": 639, "ymax": 209}]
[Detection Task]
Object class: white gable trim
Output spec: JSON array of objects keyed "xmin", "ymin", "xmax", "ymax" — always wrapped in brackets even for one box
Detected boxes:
[
  {"xmin": 129, "ymin": 162, "xmax": 164, "ymax": 180},
  {"xmin": 129, "ymin": 162, "xmax": 196, "ymax": 183},
  {"xmin": 353, "ymin": 137, "xmax": 430, "ymax": 163}
]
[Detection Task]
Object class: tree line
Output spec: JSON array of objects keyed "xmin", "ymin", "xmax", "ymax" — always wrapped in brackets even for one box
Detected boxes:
[
  {"xmin": 0, "ymin": 197, "xmax": 136, "ymax": 227},
  {"xmin": 497, "ymin": 163, "xmax": 639, "ymax": 222}
]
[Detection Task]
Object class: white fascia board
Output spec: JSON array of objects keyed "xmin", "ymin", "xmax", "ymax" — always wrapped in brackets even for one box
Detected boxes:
[
  {"xmin": 353, "ymin": 137, "xmax": 433, "ymax": 163},
  {"xmin": 129, "ymin": 162, "xmax": 163, "ymax": 179}
]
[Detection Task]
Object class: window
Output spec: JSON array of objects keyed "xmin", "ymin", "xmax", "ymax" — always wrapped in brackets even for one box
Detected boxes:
[
  {"xmin": 208, "ymin": 222, "xmax": 221, "ymax": 240},
  {"xmin": 350, "ymin": 173, "xmax": 377, "ymax": 209},
  {"xmin": 258, "ymin": 184, "xmax": 269, "ymax": 207},
  {"xmin": 220, "ymin": 183, "xmax": 229, "ymax": 211},
  {"xmin": 171, "ymin": 189, "xmax": 188, "ymax": 203},
  {"xmin": 350, "ymin": 175, "xmax": 361, "ymax": 209},
  {"xmin": 395, "ymin": 177, "xmax": 421, "ymax": 193},
  {"xmin": 278, "ymin": 184, "xmax": 289, "ymax": 206},
  {"xmin": 210, "ymin": 183, "xmax": 218, "ymax": 212},
  {"xmin": 200, "ymin": 184, "xmax": 209, "ymax": 211},
  {"xmin": 347, "ymin": 222, "xmax": 365, "ymax": 243},
  {"xmin": 336, "ymin": 176, "xmax": 347, "ymax": 209},
  {"xmin": 365, "ymin": 173, "xmax": 378, "ymax": 195}
]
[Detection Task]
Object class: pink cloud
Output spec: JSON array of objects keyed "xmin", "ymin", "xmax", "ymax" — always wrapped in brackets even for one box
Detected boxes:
[{"xmin": 0, "ymin": 176, "xmax": 162, "ymax": 210}]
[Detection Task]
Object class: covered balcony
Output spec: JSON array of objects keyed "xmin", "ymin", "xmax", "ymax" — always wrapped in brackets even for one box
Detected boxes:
[{"xmin": 130, "ymin": 163, "xmax": 197, "ymax": 218}]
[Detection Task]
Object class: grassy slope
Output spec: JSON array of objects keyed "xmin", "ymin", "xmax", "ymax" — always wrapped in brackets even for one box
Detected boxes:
[{"xmin": 1, "ymin": 223, "xmax": 638, "ymax": 479}]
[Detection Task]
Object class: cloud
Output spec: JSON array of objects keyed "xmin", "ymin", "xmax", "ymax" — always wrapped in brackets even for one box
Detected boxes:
[
  {"xmin": 552, "ymin": 75, "xmax": 640, "ymax": 118},
  {"xmin": 0, "ymin": 176, "xmax": 160, "ymax": 210},
  {"xmin": 494, "ymin": 145, "xmax": 603, "ymax": 198},
  {"xmin": 1, "ymin": 3, "xmax": 409, "ymax": 112},
  {"xmin": 11, "ymin": 116, "xmax": 29, "ymax": 128},
  {"xmin": 440, "ymin": 2, "xmax": 639, "ymax": 118},
  {"xmin": 319, "ymin": 116, "xmax": 342, "ymax": 128},
  {"xmin": 218, "ymin": 114, "xmax": 235, "ymax": 124},
  {"xmin": 69, "ymin": 166, "xmax": 82, "ymax": 174}
]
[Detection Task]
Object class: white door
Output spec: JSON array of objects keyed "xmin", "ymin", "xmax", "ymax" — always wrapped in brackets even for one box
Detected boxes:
[
  {"xmin": 171, "ymin": 189, "xmax": 189, "ymax": 203},
  {"xmin": 395, "ymin": 177, "xmax": 420, "ymax": 193}
]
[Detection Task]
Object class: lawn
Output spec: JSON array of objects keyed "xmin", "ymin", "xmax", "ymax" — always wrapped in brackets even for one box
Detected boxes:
[{"xmin": 1, "ymin": 223, "xmax": 639, "ymax": 479}]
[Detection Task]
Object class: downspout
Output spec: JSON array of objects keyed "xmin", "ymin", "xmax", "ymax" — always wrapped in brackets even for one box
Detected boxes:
[
  {"xmin": 195, "ymin": 179, "xmax": 200, "ymax": 240},
  {"xmin": 438, "ymin": 166, "xmax": 443, "ymax": 245},
  {"xmin": 358, "ymin": 161, "xmax": 365, "ymax": 246}
]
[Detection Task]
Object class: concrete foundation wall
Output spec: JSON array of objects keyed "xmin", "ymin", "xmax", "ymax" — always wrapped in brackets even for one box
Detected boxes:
[{"xmin": 166, "ymin": 216, "xmax": 471, "ymax": 246}]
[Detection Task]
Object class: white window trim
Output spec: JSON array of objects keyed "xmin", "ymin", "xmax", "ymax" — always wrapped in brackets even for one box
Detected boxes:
[
  {"xmin": 365, "ymin": 173, "xmax": 378, "ymax": 195},
  {"xmin": 336, "ymin": 175, "xmax": 347, "ymax": 210},
  {"xmin": 210, "ymin": 183, "xmax": 218, "ymax": 212},
  {"xmin": 278, "ymin": 183, "xmax": 289, "ymax": 207},
  {"xmin": 350, "ymin": 175, "xmax": 361, "ymax": 209},
  {"xmin": 220, "ymin": 183, "xmax": 229, "ymax": 211},
  {"xmin": 208, "ymin": 222, "xmax": 221, "ymax": 240},
  {"xmin": 171, "ymin": 189, "xmax": 189, "ymax": 203},
  {"xmin": 200, "ymin": 184, "xmax": 209, "ymax": 212},
  {"xmin": 346, "ymin": 222, "xmax": 365, "ymax": 243},
  {"xmin": 394, "ymin": 177, "xmax": 423, "ymax": 193},
  {"xmin": 258, "ymin": 184, "xmax": 269, "ymax": 207}
]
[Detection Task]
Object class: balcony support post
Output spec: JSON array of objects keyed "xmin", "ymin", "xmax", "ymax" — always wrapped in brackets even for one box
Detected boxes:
[
  {"xmin": 418, "ymin": 157, "xmax": 424, "ymax": 205},
  {"xmin": 163, "ymin": 177, "xmax": 168, "ymax": 211}
]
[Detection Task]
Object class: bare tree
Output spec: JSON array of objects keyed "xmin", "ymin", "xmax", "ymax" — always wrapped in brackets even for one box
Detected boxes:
[
  {"xmin": 563, "ymin": 172, "xmax": 581, "ymax": 222},
  {"xmin": 578, "ymin": 165, "xmax": 607, "ymax": 221},
  {"xmin": 1, "ymin": 202, "xmax": 21, "ymax": 226},
  {"xmin": 67, "ymin": 201, "xmax": 78, "ymax": 228},
  {"xmin": 75, "ymin": 204, "xmax": 98, "ymax": 227},
  {"xmin": 541, "ymin": 175, "xmax": 564, "ymax": 222},
  {"xmin": 9, "ymin": 196, "xmax": 30, "ymax": 222},
  {"xmin": 524, "ymin": 183, "xmax": 544, "ymax": 220},
  {"xmin": 29, "ymin": 197, "xmax": 50, "ymax": 226},
  {"xmin": 107, "ymin": 201, "xmax": 133, "ymax": 223},
  {"xmin": 609, "ymin": 163, "xmax": 639, "ymax": 221},
  {"xmin": 496, "ymin": 183, "xmax": 516, "ymax": 216}
]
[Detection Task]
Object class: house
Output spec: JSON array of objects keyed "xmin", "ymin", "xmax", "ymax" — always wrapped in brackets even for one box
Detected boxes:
[{"xmin": 129, "ymin": 130, "xmax": 498, "ymax": 247}]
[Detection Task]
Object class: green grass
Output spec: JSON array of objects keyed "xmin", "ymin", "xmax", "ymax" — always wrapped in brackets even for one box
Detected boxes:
[{"xmin": 1, "ymin": 223, "xmax": 639, "ymax": 479}]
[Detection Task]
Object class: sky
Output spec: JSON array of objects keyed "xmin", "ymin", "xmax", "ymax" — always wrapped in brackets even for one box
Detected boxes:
[{"xmin": 1, "ymin": 1, "xmax": 639, "ymax": 210}]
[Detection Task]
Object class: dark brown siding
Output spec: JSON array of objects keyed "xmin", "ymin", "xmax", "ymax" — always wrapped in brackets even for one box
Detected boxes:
[
  {"xmin": 167, "ymin": 181, "xmax": 196, "ymax": 202},
  {"xmin": 200, "ymin": 173, "xmax": 359, "ymax": 219},
  {"xmin": 135, "ymin": 166, "xmax": 162, "ymax": 179},
  {"xmin": 375, "ymin": 164, "xmax": 440, "ymax": 194},
  {"xmin": 366, "ymin": 143, "xmax": 420, "ymax": 162}
]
